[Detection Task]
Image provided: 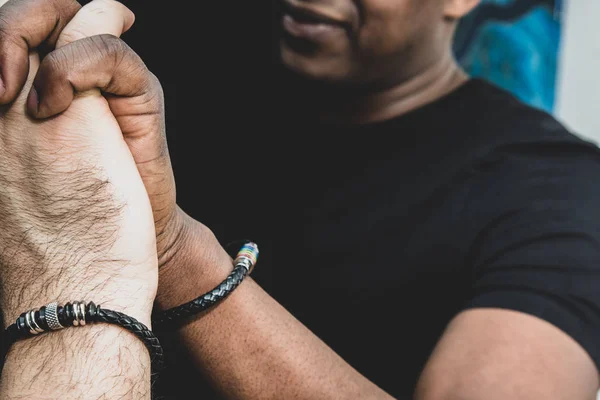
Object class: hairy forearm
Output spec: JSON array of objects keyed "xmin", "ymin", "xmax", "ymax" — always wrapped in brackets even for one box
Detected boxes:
[
  {"xmin": 0, "ymin": 324, "xmax": 150, "ymax": 399},
  {"xmin": 0, "ymin": 267, "xmax": 154, "ymax": 398},
  {"xmin": 157, "ymin": 217, "xmax": 393, "ymax": 400}
]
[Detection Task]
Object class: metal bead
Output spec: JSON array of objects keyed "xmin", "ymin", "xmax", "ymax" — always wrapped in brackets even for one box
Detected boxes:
[
  {"xmin": 78, "ymin": 302, "xmax": 86, "ymax": 326},
  {"xmin": 234, "ymin": 242, "xmax": 259, "ymax": 274},
  {"xmin": 29, "ymin": 310, "xmax": 44, "ymax": 334},
  {"xmin": 72, "ymin": 301, "xmax": 80, "ymax": 326},
  {"xmin": 235, "ymin": 258, "xmax": 252, "ymax": 273},
  {"xmin": 45, "ymin": 302, "xmax": 65, "ymax": 331},
  {"xmin": 24, "ymin": 310, "xmax": 38, "ymax": 335}
]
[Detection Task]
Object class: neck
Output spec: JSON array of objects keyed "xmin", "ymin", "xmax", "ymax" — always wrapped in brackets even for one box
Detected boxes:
[{"xmin": 309, "ymin": 53, "xmax": 468, "ymax": 125}]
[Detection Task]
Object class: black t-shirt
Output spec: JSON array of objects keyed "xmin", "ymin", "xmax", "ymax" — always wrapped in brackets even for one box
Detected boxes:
[{"xmin": 164, "ymin": 78, "xmax": 600, "ymax": 399}]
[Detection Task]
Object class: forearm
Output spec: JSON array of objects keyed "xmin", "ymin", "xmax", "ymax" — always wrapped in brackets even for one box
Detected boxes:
[{"xmin": 157, "ymin": 217, "xmax": 394, "ymax": 400}]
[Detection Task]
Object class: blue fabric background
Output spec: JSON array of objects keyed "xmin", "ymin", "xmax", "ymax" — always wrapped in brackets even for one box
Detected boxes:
[{"xmin": 454, "ymin": 0, "xmax": 562, "ymax": 113}]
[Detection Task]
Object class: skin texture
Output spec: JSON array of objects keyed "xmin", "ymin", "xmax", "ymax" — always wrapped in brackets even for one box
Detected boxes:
[
  {"xmin": 2, "ymin": 0, "xmax": 599, "ymax": 399},
  {"xmin": 0, "ymin": 0, "xmax": 157, "ymax": 322},
  {"xmin": 279, "ymin": 0, "xmax": 450, "ymax": 85},
  {"xmin": 27, "ymin": 1, "xmax": 180, "ymax": 273},
  {"xmin": 0, "ymin": 0, "xmax": 155, "ymax": 398},
  {"xmin": 414, "ymin": 309, "xmax": 599, "ymax": 400}
]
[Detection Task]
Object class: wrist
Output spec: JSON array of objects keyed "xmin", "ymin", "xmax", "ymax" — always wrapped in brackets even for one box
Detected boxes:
[
  {"xmin": 157, "ymin": 205, "xmax": 192, "ymax": 270},
  {"xmin": 1, "ymin": 272, "xmax": 156, "ymax": 329},
  {"xmin": 156, "ymin": 209, "xmax": 232, "ymax": 310}
]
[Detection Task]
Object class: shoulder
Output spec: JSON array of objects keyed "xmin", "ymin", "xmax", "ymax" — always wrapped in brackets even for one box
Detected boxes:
[
  {"xmin": 463, "ymin": 79, "xmax": 596, "ymax": 151},
  {"xmin": 458, "ymin": 80, "xmax": 600, "ymax": 201}
]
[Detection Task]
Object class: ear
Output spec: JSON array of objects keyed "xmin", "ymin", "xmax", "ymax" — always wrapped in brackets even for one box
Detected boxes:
[{"xmin": 444, "ymin": 0, "xmax": 480, "ymax": 20}]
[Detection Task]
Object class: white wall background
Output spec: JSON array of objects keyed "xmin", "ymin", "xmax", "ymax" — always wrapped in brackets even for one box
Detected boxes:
[
  {"xmin": 556, "ymin": 0, "xmax": 600, "ymax": 144},
  {"xmin": 552, "ymin": 3, "xmax": 600, "ymax": 397}
]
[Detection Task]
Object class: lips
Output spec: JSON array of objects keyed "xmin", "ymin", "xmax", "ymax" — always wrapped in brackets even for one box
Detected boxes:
[{"xmin": 280, "ymin": 0, "xmax": 349, "ymax": 29}]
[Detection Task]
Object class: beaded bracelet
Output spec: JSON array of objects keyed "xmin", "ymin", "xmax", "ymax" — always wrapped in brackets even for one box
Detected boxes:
[
  {"xmin": 153, "ymin": 242, "xmax": 259, "ymax": 329},
  {"xmin": 1, "ymin": 301, "xmax": 163, "ymax": 376}
]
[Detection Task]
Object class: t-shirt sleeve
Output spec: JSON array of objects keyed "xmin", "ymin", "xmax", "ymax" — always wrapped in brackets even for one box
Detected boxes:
[{"xmin": 463, "ymin": 141, "xmax": 600, "ymax": 371}]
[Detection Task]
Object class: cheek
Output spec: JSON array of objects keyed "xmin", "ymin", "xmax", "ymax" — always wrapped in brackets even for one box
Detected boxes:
[{"xmin": 356, "ymin": 0, "xmax": 437, "ymax": 56}]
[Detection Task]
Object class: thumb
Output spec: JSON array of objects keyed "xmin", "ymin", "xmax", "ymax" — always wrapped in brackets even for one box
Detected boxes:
[{"xmin": 56, "ymin": 0, "xmax": 135, "ymax": 49}]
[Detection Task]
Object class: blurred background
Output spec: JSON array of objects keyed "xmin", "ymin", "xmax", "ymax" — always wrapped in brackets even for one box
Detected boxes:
[
  {"xmin": 455, "ymin": 0, "xmax": 561, "ymax": 113},
  {"xmin": 454, "ymin": 0, "xmax": 600, "ymax": 143}
]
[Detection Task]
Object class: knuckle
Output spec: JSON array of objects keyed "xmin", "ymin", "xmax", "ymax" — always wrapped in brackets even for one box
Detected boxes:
[
  {"xmin": 139, "ymin": 71, "xmax": 164, "ymax": 108},
  {"xmin": 56, "ymin": 27, "xmax": 85, "ymax": 47},
  {"xmin": 0, "ymin": 0, "xmax": 80, "ymax": 46},
  {"xmin": 134, "ymin": 61, "xmax": 158, "ymax": 97},
  {"xmin": 0, "ymin": 9, "xmax": 13, "ymax": 30},
  {"xmin": 49, "ymin": 0, "xmax": 81, "ymax": 15},
  {"xmin": 93, "ymin": 34, "xmax": 124, "ymax": 59},
  {"xmin": 42, "ymin": 50, "xmax": 70, "ymax": 81},
  {"xmin": 0, "ymin": 15, "xmax": 22, "ymax": 47},
  {"xmin": 148, "ymin": 72, "xmax": 164, "ymax": 97},
  {"xmin": 94, "ymin": 35, "xmax": 133, "ymax": 71},
  {"xmin": 50, "ymin": 0, "xmax": 79, "ymax": 8}
]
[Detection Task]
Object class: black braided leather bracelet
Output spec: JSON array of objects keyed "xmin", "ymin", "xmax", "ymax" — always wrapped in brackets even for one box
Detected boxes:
[
  {"xmin": 153, "ymin": 242, "xmax": 259, "ymax": 329},
  {"xmin": 1, "ymin": 302, "xmax": 164, "ymax": 378}
]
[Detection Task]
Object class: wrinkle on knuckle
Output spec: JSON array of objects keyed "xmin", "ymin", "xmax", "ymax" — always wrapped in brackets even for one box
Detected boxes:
[
  {"xmin": 144, "ymin": 72, "xmax": 165, "ymax": 112},
  {"xmin": 94, "ymin": 34, "xmax": 121, "ymax": 56},
  {"xmin": 125, "ymin": 53, "xmax": 154, "ymax": 96},
  {"xmin": 86, "ymin": 35, "xmax": 120, "ymax": 79},
  {"xmin": 49, "ymin": 0, "xmax": 81, "ymax": 16},
  {"xmin": 97, "ymin": 36, "xmax": 133, "ymax": 90},
  {"xmin": 129, "ymin": 73, "xmax": 163, "ymax": 112},
  {"xmin": 43, "ymin": 51, "xmax": 69, "ymax": 82},
  {"xmin": 148, "ymin": 72, "xmax": 164, "ymax": 96},
  {"xmin": 58, "ymin": 27, "xmax": 86, "ymax": 47},
  {"xmin": 0, "ymin": 20, "xmax": 25, "ymax": 49},
  {"xmin": 110, "ymin": 36, "xmax": 128, "ymax": 71}
]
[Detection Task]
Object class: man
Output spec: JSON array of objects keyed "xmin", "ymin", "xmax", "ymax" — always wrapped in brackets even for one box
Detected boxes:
[{"xmin": 0, "ymin": 1, "xmax": 599, "ymax": 400}]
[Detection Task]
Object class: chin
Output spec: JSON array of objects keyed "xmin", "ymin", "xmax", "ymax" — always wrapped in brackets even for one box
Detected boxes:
[{"xmin": 280, "ymin": 43, "xmax": 352, "ymax": 85}]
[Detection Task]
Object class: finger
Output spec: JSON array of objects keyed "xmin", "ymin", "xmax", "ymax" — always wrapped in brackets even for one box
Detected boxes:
[
  {"xmin": 29, "ymin": 34, "xmax": 157, "ymax": 120},
  {"xmin": 0, "ymin": 0, "xmax": 81, "ymax": 104},
  {"xmin": 28, "ymin": 0, "xmax": 136, "ymax": 111},
  {"xmin": 56, "ymin": 0, "xmax": 135, "ymax": 49},
  {"xmin": 29, "ymin": 32, "xmax": 172, "ymax": 233}
]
